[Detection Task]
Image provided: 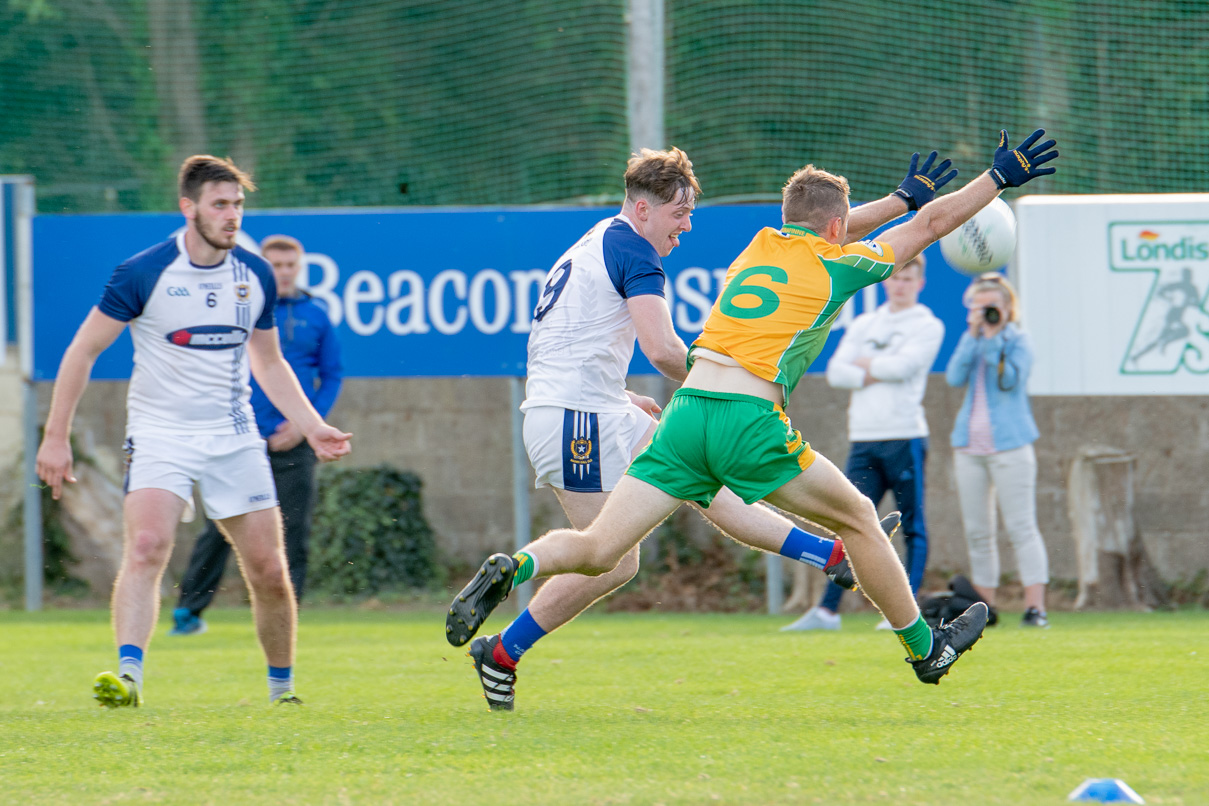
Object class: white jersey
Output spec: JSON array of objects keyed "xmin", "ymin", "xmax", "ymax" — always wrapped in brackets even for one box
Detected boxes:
[
  {"xmin": 98, "ymin": 232, "xmax": 276, "ymax": 436},
  {"xmin": 826, "ymin": 302, "xmax": 944, "ymax": 441},
  {"xmin": 521, "ymin": 214, "xmax": 666, "ymax": 413}
]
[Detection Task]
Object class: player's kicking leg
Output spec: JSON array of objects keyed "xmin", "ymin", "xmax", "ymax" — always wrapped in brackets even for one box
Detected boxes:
[
  {"xmin": 466, "ymin": 486, "xmax": 638, "ymax": 710},
  {"xmin": 462, "ymin": 486, "xmax": 867, "ymax": 711},
  {"xmin": 764, "ymin": 454, "xmax": 987, "ymax": 685},
  {"xmin": 448, "ymin": 475, "xmax": 683, "ymax": 648},
  {"xmin": 95, "ymin": 488, "xmax": 186, "ymax": 707},
  {"xmin": 219, "ymin": 508, "xmax": 302, "ymax": 704}
]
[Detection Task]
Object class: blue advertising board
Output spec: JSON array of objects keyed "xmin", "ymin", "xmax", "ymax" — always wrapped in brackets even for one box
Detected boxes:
[{"xmin": 32, "ymin": 205, "xmax": 975, "ymax": 380}]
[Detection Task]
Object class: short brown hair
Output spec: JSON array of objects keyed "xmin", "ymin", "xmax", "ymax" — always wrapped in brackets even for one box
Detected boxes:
[
  {"xmin": 782, "ymin": 165, "xmax": 850, "ymax": 231},
  {"xmin": 624, "ymin": 147, "xmax": 701, "ymax": 205},
  {"xmin": 178, "ymin": 155, "xmax": 256, "ymax": 201},
  {"xmin": 261, "ymin": 234, "xmax": 304, "ymax": 255}
]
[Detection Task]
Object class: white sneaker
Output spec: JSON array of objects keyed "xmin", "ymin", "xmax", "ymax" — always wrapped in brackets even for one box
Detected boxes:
[
  {"xmin": 874, "ymin": 617, "xmax": 893, "ymax": 631},
  {"xmin": 780, "ymin": 607, "xmax": 841, "ymax": 631}
]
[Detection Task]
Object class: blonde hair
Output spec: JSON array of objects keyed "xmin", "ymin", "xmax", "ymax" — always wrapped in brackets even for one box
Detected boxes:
[
  {"xmin": 963, "ymin": 272, "xmax": 1019, "ymax": 322},
  {"xmin": 782, "ymin": 165, "xmax": 850, "ymax": 232},
  {"xmin": 901, "ymin": 252, "xmax": 926, "ymax": 280},
  {"xmin": 261, "ymin": 234, "xmax": 304, "ymax": 255}
]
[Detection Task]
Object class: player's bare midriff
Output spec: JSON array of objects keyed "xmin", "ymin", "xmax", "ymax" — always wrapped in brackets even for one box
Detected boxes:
[{"xmin": 683, "ymin": 348, "xmax": 784, "ymax": 406}]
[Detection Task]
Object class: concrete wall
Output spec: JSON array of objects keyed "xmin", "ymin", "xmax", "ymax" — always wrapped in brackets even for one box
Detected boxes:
[
  {"xmin": 0, "ymin": 347, "xmax": 24, "ymax": 528},
  {"xmin": 21, "ymin": 374, "xmax": 1209, "ymax": 589}
]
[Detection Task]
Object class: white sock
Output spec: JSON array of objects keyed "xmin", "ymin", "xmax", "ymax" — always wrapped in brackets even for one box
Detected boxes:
[
  {"xmin": 268, "ymin": 674, "xmax": 294, "ymax": 702},
  {"xmin": 118, "ymin": 657, "xmax": 144, "ymax": 690}
]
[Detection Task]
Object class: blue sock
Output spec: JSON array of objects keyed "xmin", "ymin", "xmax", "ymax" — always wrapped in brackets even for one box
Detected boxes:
[
  {"xmin": 500, "ymin": 609, "xmax": 548, "ymax": 662},
  {"xmin": 118, "ymin": 644, "xmax": 144, "ymax": 689},
  {"xmin": 268, "ymin": 665, "xmax": 294, "ymax": 702},
  {"xmin": 778, "ymin": 526, "xmax": 837, "ymax": 570}
]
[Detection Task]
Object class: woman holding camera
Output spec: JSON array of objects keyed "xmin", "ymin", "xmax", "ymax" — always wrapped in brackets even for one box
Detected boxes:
[{"xmin": 945, "ymin": 273, "xmax": 1049, "ymax": 627}]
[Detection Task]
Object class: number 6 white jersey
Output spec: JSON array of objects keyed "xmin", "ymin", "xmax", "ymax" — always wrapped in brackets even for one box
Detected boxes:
[
  {"xmin": 97, "ymin": 232, "xmax": 276, "ymax": 436},
  {"xmin": 521, "ymin": 214, "xmax": 667, "ymax": 413}
]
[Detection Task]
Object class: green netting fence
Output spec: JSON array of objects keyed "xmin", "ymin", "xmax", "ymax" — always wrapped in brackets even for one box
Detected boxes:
[{"xmin": 2, "ymin": 0, "xmax": 1207, "ymax": 214}]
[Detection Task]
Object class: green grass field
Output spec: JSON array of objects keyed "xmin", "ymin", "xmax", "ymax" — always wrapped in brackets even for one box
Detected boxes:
[{"xmin": 0, "ymin": 607, "xmax": 1204, "ymax": 804}]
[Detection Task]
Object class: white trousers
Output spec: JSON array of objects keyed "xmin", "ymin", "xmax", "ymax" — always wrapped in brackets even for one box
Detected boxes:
[{"xmin": 953, "ymin": 444, "xmax": 1050, "ymax": 588}]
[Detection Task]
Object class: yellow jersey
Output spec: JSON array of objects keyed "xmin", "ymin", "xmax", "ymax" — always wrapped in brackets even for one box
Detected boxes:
[{"xmin": 691, "ymin": 224, "xmax": 896, "ymax": 399}]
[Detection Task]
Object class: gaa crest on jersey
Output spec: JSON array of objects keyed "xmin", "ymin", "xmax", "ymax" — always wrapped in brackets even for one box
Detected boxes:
[
  {"xmin": 860, "ymin": 240, "xmax": 885, "ymax": 257},
  {"xmin": 166, "ymin": 325, "xmax": 249, "ymax": 350},
  {"xmin": 235, "ymin": 282, "xmax": 251, "ymax": 301}
]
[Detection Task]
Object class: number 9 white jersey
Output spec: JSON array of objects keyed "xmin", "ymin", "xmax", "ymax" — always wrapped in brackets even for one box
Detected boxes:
[
  {"xmin": 521, "ymin": 214, "xmax": 667, "ymax": 413},
  {"xmin": 97, "ymin": 233, "xmax": 276, "ymax": 436}
]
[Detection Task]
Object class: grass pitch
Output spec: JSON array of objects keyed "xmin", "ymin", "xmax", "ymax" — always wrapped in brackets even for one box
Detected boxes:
[{"xmin": 0, "ymin": 607, "xmax": 1204, "ymax": 804}]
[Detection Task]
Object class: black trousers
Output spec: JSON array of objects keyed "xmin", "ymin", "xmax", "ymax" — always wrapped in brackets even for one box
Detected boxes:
[
  {"xmin": 177, "ymin": 441, "xmax": 318, "ymax": 614},
  {"xmin": 819, "ymin": 437, "xmax": 929, "ymax": 612}
]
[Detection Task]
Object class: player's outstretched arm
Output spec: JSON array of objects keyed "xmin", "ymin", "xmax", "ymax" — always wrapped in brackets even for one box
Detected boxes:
[
  {"xmin": 879, "ymin": 129, "xmax": 1059, "ymax": 270},
  {"xmin": 36, "ymin": 309, "xmax": 127, "ymax": 499},
  {"xmin": 628, "ymin": 295, "xmax": 689, "ymax": 382},
  {"xmin": 247, "ymin": 328, "xmax": 352, "ymax": 462},
  {"xmin": 845, "ymin": 151, "xmax": 959, "ymax": 243}
]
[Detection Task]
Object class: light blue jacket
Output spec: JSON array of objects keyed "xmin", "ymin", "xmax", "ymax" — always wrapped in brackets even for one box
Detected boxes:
[{"xmin": 945, "ymin": 323, "xmax": 1040, "ymax": 452}]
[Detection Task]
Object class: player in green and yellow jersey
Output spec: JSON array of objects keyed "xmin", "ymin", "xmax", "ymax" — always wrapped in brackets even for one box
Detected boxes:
[{"xmin": 447, "ymin": 129, "xmax": 1059, "ymax": 688}]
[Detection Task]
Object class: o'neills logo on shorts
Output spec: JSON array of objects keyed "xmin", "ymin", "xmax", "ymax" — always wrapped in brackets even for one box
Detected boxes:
[{"xmin": 166, "ymin": 325, "xmax": 249, "ymax": 350}]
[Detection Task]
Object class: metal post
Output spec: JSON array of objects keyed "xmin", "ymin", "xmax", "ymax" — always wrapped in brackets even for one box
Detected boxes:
[
  {"xmin": 627, "ymin": 0, "xmax": 665, "ymax": 152},
  {"xmin": 765, "ymin": 555, "xmax": 782, "ymax": 616},
  {"xmin": 11, "ymin": 178, "xmax": 41, "ymax": 611},
  {"xmin": 0, "ymin": 185, "xmax": 7, "ymax": 368},
  {"xmin": 509, "ymin": 376, "xmax": 531, "ymax": 612}
]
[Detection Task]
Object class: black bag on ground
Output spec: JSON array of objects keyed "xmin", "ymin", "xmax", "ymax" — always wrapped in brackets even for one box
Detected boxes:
[{"xmin": 920, "ymin": 574, "xmax": 999, "ymax": 627}]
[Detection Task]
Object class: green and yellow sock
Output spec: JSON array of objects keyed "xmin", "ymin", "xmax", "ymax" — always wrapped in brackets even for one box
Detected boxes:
[
  {"xmin": 512, "ymin": 551, "xmax": 538, "ymax": 587},
  {"xmin": 894, "ymin": 614, "xmax": 934, "ymax": 661}
]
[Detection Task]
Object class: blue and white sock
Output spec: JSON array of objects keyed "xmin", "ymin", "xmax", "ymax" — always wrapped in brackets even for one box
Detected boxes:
[
  {"xmin": 500, "ymin": 608, "xmax": 548, "ymax": 663},
  {"xmin": 268, "ymin": 665, "xmax": 294, "ymax": 702},
  {"xmin": 118, "ymin": 644, "xmax": 144, "ymax": 690},
  {"xmin": 778, "ymin": 526, "xmax": 837, "ymax": 570}
]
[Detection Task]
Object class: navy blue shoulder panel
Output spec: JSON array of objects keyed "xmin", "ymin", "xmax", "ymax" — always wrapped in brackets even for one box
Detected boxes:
[
  {"xmin": 234, "ymin": 246, "xmax": 278, "ymax": 329},
  {"xmin": 97, "ymin": 238, "xmax": 180, "ymax": 322},
  {"xmin": 602, "ymin": 219, "xmax": 666, "ymax": 299}
]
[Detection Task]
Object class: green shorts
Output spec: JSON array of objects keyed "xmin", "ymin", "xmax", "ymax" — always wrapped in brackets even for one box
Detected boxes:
[{"xmin": 626, "ymin": 388, "xmax": 817, "ymax": 507}]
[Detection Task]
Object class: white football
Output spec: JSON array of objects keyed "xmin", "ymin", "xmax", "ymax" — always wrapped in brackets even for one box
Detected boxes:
[{"xmin": 939, "ymin": 197, "xmax": 1017, "ymax": 275}]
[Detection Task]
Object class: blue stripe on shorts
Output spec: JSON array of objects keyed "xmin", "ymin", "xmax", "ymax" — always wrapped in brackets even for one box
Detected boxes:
[{"xmin": 561, "ymin": 410, "xmax": 603, "ymax": 492}]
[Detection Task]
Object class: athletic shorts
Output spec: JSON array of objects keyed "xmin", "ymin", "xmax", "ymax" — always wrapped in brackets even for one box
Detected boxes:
[
  {"xmin": 123, "ymin": 431, "xmax": 278, "ymax": 521},
  {"xmin": 523, "ymin": 403, "xmax": 655, "ymax": 492},
  {"xmin": 626, "ymin": 388, "xmax": 816, "ymax": 507}
]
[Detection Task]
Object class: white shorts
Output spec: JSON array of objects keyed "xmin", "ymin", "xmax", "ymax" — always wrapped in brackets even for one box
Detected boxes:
[
  {"xmin": 123, "ymin": 431, "xmax": 278, "ymax": 521},
  {"xmin": 523, "ymin": 403, "xmax": 655, "ymax": 493}
]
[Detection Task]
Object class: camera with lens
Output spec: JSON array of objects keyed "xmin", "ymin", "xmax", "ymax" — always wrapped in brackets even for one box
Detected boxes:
[{"xmin": 983, "ymin": 306, "xmax": 1002, "ymax": 325}]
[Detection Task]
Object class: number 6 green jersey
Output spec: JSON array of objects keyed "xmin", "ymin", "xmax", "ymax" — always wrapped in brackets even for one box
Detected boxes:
[{"xmin": 691, "ymin": 224, "xmax": 896, "ymax": 400}]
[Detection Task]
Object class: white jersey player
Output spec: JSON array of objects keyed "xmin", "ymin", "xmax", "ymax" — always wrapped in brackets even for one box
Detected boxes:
[
  {"xmin": 102, "ymin": 231, "xmax": 275, "ymax": 437},
  {"xmin": 521, "ymin": 212, "xmax": 672, "ymax": 492},
  {"xmin": 460, "ymin": 148, "xmax": 870, "ymax": 711},
  {"xmin": 36, "ymin": 155, "xmax": 351, "ymax": 708}
]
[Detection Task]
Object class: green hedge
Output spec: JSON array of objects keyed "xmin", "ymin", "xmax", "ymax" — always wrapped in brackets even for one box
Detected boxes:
[{"xmin": 307, "ymin": 465, "xmax": 445, "ymax": 598}]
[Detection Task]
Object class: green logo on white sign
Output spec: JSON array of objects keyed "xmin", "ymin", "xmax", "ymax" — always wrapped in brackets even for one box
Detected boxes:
[{"xmin": 1110, "ymin": 221, "xmax": 1209, "ymax": 375}]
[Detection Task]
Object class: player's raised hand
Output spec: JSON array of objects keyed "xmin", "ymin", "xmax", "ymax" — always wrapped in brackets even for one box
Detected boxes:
[
  {"xmin": 35, "ymin": 436, "xmax": 77, "ymax": 500},
  {"xmin": 990, "ymin": 128, "xmax": 1059, "ymax": 189},
  {"xmin": 306, "ymin": 424, "xmax": 353, "ymax": 462},
  {"xmin": 894, "ymin": 150, "xmax": 959, "ymax": 211}
]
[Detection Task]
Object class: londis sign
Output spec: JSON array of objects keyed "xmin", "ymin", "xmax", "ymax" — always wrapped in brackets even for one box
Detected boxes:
[{"xmin": 1109, "ymin": 221, "xmax": 1209, "ymax": 375}]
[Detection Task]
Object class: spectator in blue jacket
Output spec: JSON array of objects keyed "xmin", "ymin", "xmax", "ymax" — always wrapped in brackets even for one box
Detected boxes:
[
  {"xmin": 172, "ymin": 235, "xmax": 343, "ymax": 635},
  {"xmin": 946, "ymin": 273, "xmax": 1049, "ymax": 627}
]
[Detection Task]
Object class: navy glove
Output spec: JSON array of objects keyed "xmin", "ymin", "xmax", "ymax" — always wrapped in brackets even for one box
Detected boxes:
[
  {"xmin": 894, "ymin": 151, "xmax": 959, "ymax": 211},
  {"xmin": 990, "ymin": 128, "xmax": 1059, "ymax": 189}
]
